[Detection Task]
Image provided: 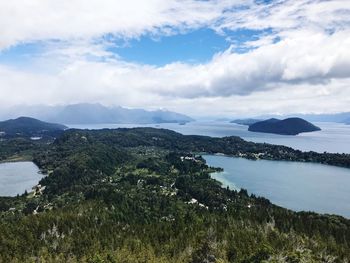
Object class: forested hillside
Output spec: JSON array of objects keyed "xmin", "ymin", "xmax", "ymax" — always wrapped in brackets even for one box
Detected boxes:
[
  {"xmin": 1, "ymin": 128, "xmax": 350, "ymax": 262},
  {"xmin": 0, "ymin": 117, "xmax": 66, "ymax": 139}
]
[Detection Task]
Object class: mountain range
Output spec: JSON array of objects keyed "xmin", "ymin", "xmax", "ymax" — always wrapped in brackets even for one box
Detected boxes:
[
  {"xmin": 0, "ymin": 104, "xmax": 194, "ymax": 125},
  {"xmin": 256, "ymin": 112, "xmax": 350, "ymax": 124},
  {"xmin": 230, "ymin": 118, "xmax": 262, "ymax": 126},
  {"xmin": 231, "ymin": 112, "xmax": 350, "ymax": 125}
]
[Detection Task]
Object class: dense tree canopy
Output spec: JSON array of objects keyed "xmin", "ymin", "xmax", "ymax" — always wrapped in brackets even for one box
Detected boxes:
[{"xmin": 1, "ymin": 127, "xmax": 350, "ymax": 262}]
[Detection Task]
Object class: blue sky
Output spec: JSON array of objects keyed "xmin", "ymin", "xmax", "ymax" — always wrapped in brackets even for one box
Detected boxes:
[
  {"xmin": 107, "ymin": 28, "xmax": 230, "ymax": 65},
  {"xmin": 0, "ymin": 42, "xmax": 44, "ymax": 69},
  {"xmin": 0, "ymin": 28, "xmax": 271, "ymax": 67},
  {"xmin": 107, "ymin": 28, "xmax": 271, "ymax": 65},
  {"xmin": 0, "ymin": 0, "xmax": 349, "ymax": 116}
]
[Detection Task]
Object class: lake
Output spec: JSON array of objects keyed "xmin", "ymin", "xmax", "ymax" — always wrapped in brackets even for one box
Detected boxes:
[
  {"xmin": 68, "ymin": 121, "xmax": 350, "ymax": 154},
  {"xmin": 0, "ymin": 162, "xmax": 42, "ymax": 196},
  {"xmin": 2, "ymin": 121, "xmax": 349, "ymax": 216},
  {"xmin": 204, "ymin": 155, "xmax": 350, "ymax": 218}
]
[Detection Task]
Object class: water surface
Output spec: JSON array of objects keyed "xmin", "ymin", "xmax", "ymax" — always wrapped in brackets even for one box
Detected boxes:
[
  {"xmin": 204, "ymin": 155, "xmax": 350, "ymax": 218},
  {"xmin": 0, "ymin": 162, "xmax": 42, "ymax": 196},
  {"xmin": 68, "ymin": 121, "xmax": 350, "ymax": 154}
]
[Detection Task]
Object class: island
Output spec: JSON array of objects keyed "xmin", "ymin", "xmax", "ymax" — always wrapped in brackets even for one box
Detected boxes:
[{"xmin": 248, "ymin": 117, "xmax": 321, "ymax": 135}]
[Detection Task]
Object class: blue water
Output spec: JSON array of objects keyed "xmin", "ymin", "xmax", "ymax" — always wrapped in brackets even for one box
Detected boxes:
[
  {"xmin": 68, "ymin": 121, "xmax": 350, "ymax": 154},
  {"xmin": 0, "ymin": 162, "xmax": 42, "ymax": 196},
  {"xmin": 204, "ymin": 155, "xmax": 350, "ymax": 218},
  {"xmin": 2, "ymin": 121, "xmax": 349, "ymax": 218}
]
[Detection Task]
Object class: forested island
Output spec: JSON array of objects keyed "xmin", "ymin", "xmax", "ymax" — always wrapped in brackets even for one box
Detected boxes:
[
  {"xmin": 1, "ymin": 127, "xmax": 350, "ymax": 262},
  {"xmin": 248, "ymin": 118, "xmax": 321, "ymax": 135}
]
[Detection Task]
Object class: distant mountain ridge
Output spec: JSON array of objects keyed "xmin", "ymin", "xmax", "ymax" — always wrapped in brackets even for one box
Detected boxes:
[
  {"xmin": 294, "ymin": 112, "xmax": 350, "ymax": 123},
  {"xmin": 248, "ymin": 117, "xmax": 321, "ymax": 135},
  {"xmin": 230, "ymin": 118, "xmax": 262, "ymax": 126},
  {"xmin": 0, "ymin": 117, "xmax": 67, "ymax": 138},
  {"xmin": 255, "ymin": 112, "xmax": 350, "ymax": 124},
  {"xmin": 0, "ymin": 104, "xmax": 194, "ymax": 125},
  {"xmin": 234, "ymin": 112, "xmax": 350, "ymax": 124}
]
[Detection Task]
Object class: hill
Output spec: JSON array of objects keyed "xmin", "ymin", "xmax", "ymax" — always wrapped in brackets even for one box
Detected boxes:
[
  {"xmin": 0, "ymin": 117, "xmax": 67, "ymax": 138},
  {"xmin": 292, "ymin": 112, "xmax": 350, "ymax": 123},
  {"xmin": 0, "ymin": 103, "xmax": 194, "ymax": 124},
  {"xmin": 256, "ymin": 112, "xmax": 350, "ymax": 123},
  {"xmin": 248, "ymin": 117, "xmax": 321, "ymax": 135}
]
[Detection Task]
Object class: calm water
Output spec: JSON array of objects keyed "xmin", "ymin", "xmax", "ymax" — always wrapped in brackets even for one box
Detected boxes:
[
  {"xmin": 204, "ymin": 155, "xmax": 350, "ymax": 218},
  {"xmin": 68, "ymin": 121, "xmax": 350, "ymax": 154},
  {"xmin": 0, "ymin": 162, "xmax": 42, "ymax": 196},
  {"xmin": 2, "ymin": 122, "xmax": 350, "ymax": 216}
]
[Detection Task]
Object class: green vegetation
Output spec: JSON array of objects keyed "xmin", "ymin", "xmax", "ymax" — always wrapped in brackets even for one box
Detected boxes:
[
  {"xmin": 248, "ymin": 118, "xmax": 321, "ymax": 135},
  {"xmin": 0, "ymin": 116, "xmax": 66, "ymax": 139},
  {"xmin": 1, "ymin": 128, "xmax": 350, "ymax": 262}
]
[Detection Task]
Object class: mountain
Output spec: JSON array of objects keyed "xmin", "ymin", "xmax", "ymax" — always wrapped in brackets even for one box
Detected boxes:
[
  {"xmin": 295, "ymin": 112, "xmax": 350, "ymax": 123},
  {"xmin": 248, "ymin": 117, "xmax": 321, "ymax": 135},
  {"xmin": 0, "ymin": 104, "xmax": 194, "ymax": 124},
  {"xmin": 257, "ymin": 112, "xmax": 350, "ymax": 123},
  {"xmin": 230, "ymin": 118, "xmax": 262, "ymax": 126},
  {"xmin": 0, "ymin": 117, "xmax": 67, "ymax": 138},
  {"xmin": 215, "ymin": 118, "xmax": 232, "ymax": 121},
  {"xmin": 246, "ymin": 112, "xmax": 350, "ymax": 124}
]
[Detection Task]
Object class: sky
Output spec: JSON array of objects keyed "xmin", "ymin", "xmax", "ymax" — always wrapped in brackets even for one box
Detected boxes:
[{"xmin": 0, "ymin": 0, "xmax": 350, "ymax": 117}]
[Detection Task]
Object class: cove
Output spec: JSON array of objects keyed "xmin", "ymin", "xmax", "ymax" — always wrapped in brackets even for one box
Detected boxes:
[{"xmin": 204, "ymin": 155, "xmax": 350, "ymax": 218}]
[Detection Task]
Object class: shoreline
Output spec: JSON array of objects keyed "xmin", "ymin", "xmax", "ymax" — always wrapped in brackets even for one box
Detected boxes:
[
  {"xmin": 0, "ymin": 155, "xmax": 33, "ymax": 164},
  {"xmin": 204, "ymin": 154, "xmax": 350, "ymax": 219}
]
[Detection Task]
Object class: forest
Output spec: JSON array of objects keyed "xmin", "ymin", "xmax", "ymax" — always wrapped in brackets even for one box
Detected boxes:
[{"xmin": 1, "ymin": 127, "xmax": 350, "ymax": 262}]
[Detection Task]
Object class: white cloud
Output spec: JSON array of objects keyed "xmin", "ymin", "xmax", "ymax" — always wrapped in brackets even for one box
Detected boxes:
[
  {"xmin": 1, "ymin": 27, "xmax": 349, "ymax": 116},
  {"xmin": 217, "ymin": 0, "xmax": 350, "ymax": 33},
  {"xmin": 0, "ymin": 0, "xmax": 350, "ymax": 116},
  {"xmin": 0, "ymin": 0, "xmax": 244, "ymax": 50}
]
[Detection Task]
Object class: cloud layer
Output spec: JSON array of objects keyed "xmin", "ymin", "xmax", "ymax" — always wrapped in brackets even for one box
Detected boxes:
[
  {"xmin": 0, "ymin": 0, "xmax": 241, "ymax": 50},
  {"xmin": 0, "ymin": 0, "xmax": 349, "ymax": 116}
]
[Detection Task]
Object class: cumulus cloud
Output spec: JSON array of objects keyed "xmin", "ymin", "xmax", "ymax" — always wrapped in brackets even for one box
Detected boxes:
[
  {"xmin": 39, "ymin": 29, "xmax": 349, "ymax": 98},
  {"xmin": 217, "ymin": 0, "xmax": 350, "ymax": 33},
  {"xmin": 1, "ymin": 27, "xmax": 349, "ymax": 115},
  {"xmin": 0, "ymin": 0, "xmax": 244, "ymax": 50},
  {"xmin": 0, "ymin": 0, "xmax": 350, "ymax": 116}
]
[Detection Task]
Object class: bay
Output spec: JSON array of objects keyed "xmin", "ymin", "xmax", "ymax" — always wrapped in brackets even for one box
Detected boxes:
[{"xmin": 204, "ymin": 155, "xmax": 350, "ymax": 218}]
